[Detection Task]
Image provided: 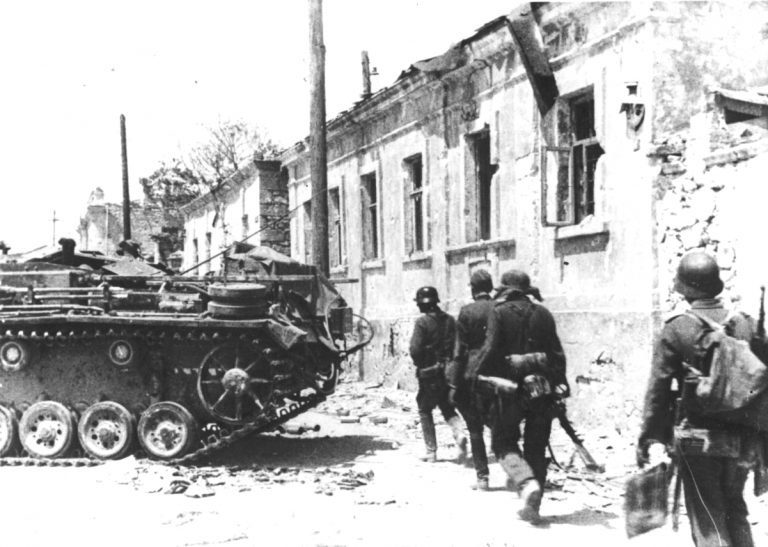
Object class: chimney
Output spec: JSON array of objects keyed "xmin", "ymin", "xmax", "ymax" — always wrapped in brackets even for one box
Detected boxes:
[{"xmin": 361, "ymin": 50, "xmax": 372, "ymax": 100}]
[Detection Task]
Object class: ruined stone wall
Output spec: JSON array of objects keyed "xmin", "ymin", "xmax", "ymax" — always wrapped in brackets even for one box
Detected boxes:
[
  {"xmin": 79, "ymin": 202, "xmax": 184, "ymax": 260},
  {"xmin": 654, "ymin": 128, "xmax": 768, "ymax": 317}
]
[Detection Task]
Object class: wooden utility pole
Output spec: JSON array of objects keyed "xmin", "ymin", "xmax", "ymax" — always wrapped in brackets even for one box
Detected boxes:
[
  {"xmin": 309, "ymin": 0, "xmax": 329, "ymax": 276},
  {"xmin": 120, "ymin": 114, "xmax": 132, "ymax": 240},
  {"xmin": 51, "ymin": 210, "xmax": 59, "ymax": 245}
]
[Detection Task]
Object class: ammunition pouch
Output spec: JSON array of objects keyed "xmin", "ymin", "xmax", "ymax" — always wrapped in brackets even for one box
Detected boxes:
[
  {"xmin": 505, "ymin": 352, "xmax": 548, "ymax": 381},
  {"xmin": 416, "ymin": 363, "xmax": 445, "ymax": 381},
  {"xmin": 674, "ymin": 424, "xmax": 741, "ymax": 458},
  {"xmin": 521, "ymin": 374, "xmax": 552, "ymax": 401}
]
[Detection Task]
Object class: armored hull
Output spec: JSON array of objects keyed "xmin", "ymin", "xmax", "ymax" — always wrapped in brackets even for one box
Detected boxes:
[{"xmin": 0, "ymin": 248, "xmax": 367, "ymax": 463}]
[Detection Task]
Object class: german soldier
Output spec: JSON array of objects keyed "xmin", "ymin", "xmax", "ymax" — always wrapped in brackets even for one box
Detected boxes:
[
  {"xmin": 447, "ymin": 269, "xmax": 494, "ymax": 490},
  {"xmin": 410, "ymin": 286, "xmax": 467, "ymax": 463},
  {"xmin": 638, "ymin": 251, "xmax": 762, "ymax": 546},
  {"xmin": 470, "ymin": 270, "xmax": 567, "ymax": 523}
]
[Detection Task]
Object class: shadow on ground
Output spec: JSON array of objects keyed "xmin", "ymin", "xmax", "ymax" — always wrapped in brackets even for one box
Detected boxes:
[
  {"xmin": 200, "ymin": 433, "xmax": 397, "ymax": 468},
  {"xmin": 541, "ymin": 507, "xmax": 619, "ymax": 528}
]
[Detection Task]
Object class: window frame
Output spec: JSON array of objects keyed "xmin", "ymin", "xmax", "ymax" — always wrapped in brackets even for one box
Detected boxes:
[
  {"xmin": 328, "ymin": 186, "xmax": 345, "ymax": 268},
  {"xmin": 302, "ymin": 200, "xmax": 312, "ymax": 264},
  {"xmin": 542, "ymin": 87, "xmax": 603, "ymax": 227},
  {"xmin": 360, "ymin": 171, "xmax": 380, "ymax": 260},
  {"xmin": 403, "ymin": 153, "xmax": 427, "ymax": 254},
  {"xmin": 464, "ymin": 128, "xmax": 494, "ymax": 243}
]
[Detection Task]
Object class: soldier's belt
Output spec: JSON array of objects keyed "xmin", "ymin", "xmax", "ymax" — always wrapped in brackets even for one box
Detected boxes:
[{"xmin": 416, "ymin": 363, "xmax": 444, "ymax": 380}]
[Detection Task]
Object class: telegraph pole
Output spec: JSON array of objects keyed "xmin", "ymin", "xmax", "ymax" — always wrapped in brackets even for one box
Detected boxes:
[
  {"xmin": 51, "ymin": 210, "xmax": 59, "ymax": 245},
  {"xmin": 120, "ymin": 114, "xmax": 132, "ymax": 241},
  {"xmin": 309, "ymin": 0, "xmax": 329, "ymax": 276}
]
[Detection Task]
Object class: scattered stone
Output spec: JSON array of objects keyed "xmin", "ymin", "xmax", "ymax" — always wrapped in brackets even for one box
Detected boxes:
[
  {"xmin": 369, "ymin": 415, "xmax": 389, "ymax": 425},
  {"xmin": 340, "ymin": 416, "xmax": 361, "ymax": 423}
]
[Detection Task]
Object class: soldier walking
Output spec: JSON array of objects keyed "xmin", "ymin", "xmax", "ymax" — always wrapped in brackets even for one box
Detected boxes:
[
  {"xmin": 638, "ymin": 251, "xmax": 763, "ymax": 546},
  {"xmin": 447, "ymin": 269, "xmax": 494, "ymax": 490},
  {"xmin": 410, "ymin": 286, "xmax": 467, "ymax": 463},
  {"xmin": 470, "ymin": 270, "xmax": 567, "ymax": 523}
]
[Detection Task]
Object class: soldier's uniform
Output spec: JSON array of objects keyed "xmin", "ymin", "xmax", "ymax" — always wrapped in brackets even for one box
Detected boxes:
[
  {"xmin": 410, "ymin": 286, "xmax": 467, "ymax": 462},
  {"xmin": 471, "ymin": 270, "xmax": 566, "ymax": 522},
  {"xmin": 638, "ymin": 251, "xmax": 762, "ymax": 547},
  {"xmin": 448, "ymin": 270, "xmax": 494, "ymax": 489}
]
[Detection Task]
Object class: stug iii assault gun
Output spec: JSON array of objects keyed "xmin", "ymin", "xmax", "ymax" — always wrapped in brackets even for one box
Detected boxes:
[{"xmin": 0, "ymin": 243, "xmax": 370, "ymax": 463}]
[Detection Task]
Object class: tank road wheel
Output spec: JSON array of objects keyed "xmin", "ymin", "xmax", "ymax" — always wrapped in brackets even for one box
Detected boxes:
[
  {"xmin": 19, "ymin": 401, "xmax": 76, "ymax": 458},
  {"xmin": 78, "ymin": 402, "xmax": 135, "ymax": 460},
  {"xmin": 1, "ymin": 340, "xmax": 34, "ymax": 372},
  {"xmin": 137, "ymin": 402, "xmax": 198, "ymax": 460},
  {"xmin": 0, "ymin": 405, "xmax": 19, "ymax": 456},
  {"xmin": 208, "ymin": 283, "xmax": 267, "ymax": 302},
  {"xmin": 197, "ymin": 344, "xmax": 275, "ymax": 425}
]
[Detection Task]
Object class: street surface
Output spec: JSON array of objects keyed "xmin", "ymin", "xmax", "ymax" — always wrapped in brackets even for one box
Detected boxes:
[{"xmin": 1, "ymin": 381, "xmax": 765, "ymax": 547}]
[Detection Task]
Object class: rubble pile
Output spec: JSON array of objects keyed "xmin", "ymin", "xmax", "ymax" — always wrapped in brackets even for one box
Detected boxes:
[{"xmin": 96, "ymin": 454, "xmax": 375, "ymax": 498}]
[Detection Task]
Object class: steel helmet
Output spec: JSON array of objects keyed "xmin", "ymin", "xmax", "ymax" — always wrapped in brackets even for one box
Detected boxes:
[
  {"xmin": 414, "ymin": 286, "xmax": 440, "ymax": 304},
  {"xmin": 674, "ymin": 251, "xmax": 723, "ymax": 299}
]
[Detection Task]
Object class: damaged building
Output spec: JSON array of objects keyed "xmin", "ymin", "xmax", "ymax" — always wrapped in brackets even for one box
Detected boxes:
[
  {"xmin": 180, "ymin": 161, "xmax": 290, "ymax": 275},
  {"xmin": 78, "ymin": 187, "xmax": 185, "ymax": 267},
  {"xmin": 279, "ymin": 1, "xmax": 768, "ymax": 428}
]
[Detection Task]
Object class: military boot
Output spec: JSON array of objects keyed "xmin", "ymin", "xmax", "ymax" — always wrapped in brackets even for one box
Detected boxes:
[
  {"xmin": 517, "ymin": 479, "xmax": 542, "ymax": 524},
  {"xmin": 471, "ymin": 475, "xmax": 490, "ymax": 491},
  {"xmin": 447, "ymin": 416, "xmax": 468, "ymax": 461},
  {"xmin": 419, "ymin": 411, "xmax": 437, "ymax": 462}
]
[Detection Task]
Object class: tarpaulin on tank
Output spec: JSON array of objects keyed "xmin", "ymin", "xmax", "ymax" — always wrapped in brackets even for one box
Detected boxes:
[
  {"xmin": 226, "ymin": 243, "xmax": 342, "ymax": 315},
  {"xmin": 227, "ymin": 244, "xmax": 316, "ymax": 276}
]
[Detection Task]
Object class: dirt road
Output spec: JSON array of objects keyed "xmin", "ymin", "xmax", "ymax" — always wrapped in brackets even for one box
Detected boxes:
[{"xmin": 1, "ymin": 381, "xmax": 765, "ymax": 546}]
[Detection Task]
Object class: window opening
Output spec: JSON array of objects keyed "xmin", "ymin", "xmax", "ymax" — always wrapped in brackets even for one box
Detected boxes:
[{"xmin": 361, "ymin": 172, "xmax": 379, "ymax": 260}]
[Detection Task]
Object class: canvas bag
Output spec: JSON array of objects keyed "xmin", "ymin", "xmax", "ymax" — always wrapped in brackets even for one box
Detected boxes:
[{"xmin": 686, "ymin": 311, "xmax": 768, "ymax": 414}]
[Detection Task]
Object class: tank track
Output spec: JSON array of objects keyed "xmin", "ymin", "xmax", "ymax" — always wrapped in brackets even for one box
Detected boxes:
[{"xmin": 0, "ymin": 320, "xmax": 331, "ymax": 467}]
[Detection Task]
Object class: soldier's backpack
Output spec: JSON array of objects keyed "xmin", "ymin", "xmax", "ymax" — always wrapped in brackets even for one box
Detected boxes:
[{"xmin": 685, "ymin": 311, "xmax": 768, "ymax": 419}]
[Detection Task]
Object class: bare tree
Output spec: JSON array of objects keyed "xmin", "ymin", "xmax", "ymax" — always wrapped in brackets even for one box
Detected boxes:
[{"xmin": 184, "ymin": 120, "xmax": 281, "ymax": 187}]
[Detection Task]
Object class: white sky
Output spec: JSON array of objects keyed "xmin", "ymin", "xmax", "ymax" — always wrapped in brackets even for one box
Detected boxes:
[{"xmin": 0, "ymin": 0, "xmax": 514, "ymax": 253}]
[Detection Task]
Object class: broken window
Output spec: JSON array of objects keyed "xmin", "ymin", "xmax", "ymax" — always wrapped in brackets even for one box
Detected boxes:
[
  {"xmin": 465, "ymin": 130, "xmax": 495, "ymax": 242},
  {"xmin": 361, "ymin": 172, "xmax": 380, "ymax": 260},
  {"xmin": 404, "ymin": 154, "xmax": 428, "ymax": 254},
  {"xmin": 328, "ymin": 187, "xmax": 345, "ymax": 267},
  {"xmin": 543, "ymin": 89, "xmax": 604, "ymax": 226},
  {"xmin": 302, "ymin": 201, "xmax": 312, "ymax": 264},
  {"xmin": 193, "ymin": 238, "xmax": 199, "ymax": 270}
]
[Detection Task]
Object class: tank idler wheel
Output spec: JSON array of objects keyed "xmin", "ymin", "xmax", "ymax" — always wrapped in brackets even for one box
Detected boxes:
[
  {"xmin": 19, "ymin": 401, "xmax": 76, "ymax": 458},
  {"xmin": 0, "ymin": 340, "xmax": 34, "ymax": 372},
  {"xmin": 137, "ymin": 402, "xmax": 198, "ymax": 460},
  {"xmin": 197, "ymin": 344, "xmax": 275, "ymax": 425},
  {"xmin": 315, "ymin": 361, "xmax": 339, "ymax": 396},
  {"xmin": 78, "ymin": 402, "xmax": 135, "ymax": 460},
  {"xmin": 0, "ymin": 405, "xmax": 19, "ymax": 456}
]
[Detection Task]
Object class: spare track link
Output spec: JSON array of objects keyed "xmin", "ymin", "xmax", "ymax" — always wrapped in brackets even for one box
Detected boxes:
[{"xmin": 0, "ymin": 324, "xmax": 328, "ymax": 467}]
